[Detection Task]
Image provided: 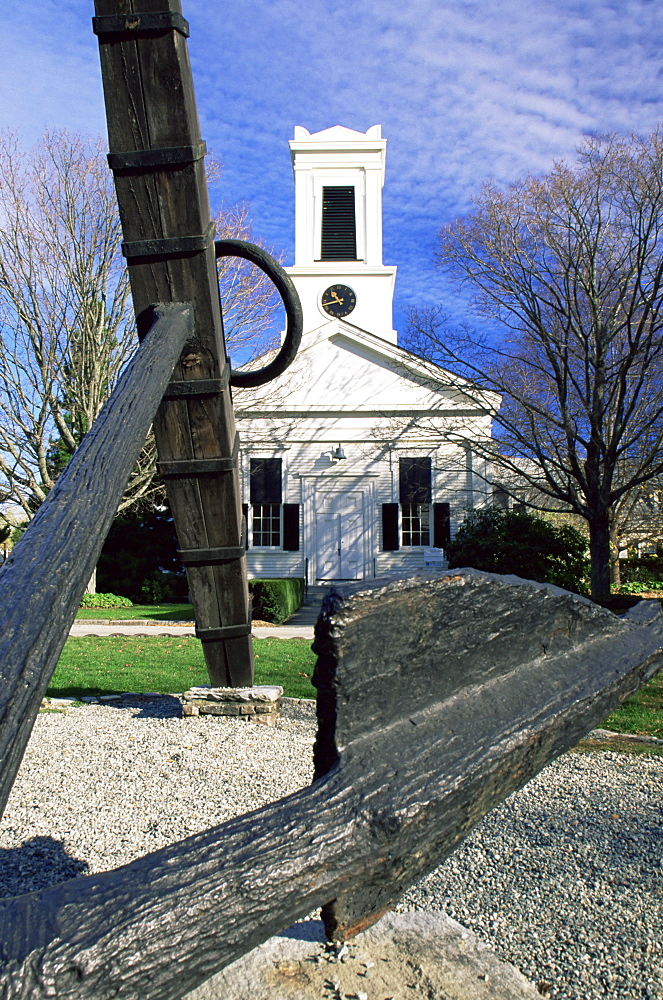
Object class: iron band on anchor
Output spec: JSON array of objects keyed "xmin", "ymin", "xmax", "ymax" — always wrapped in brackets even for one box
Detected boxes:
[
  {"xmin": 196, "ymin": 623, "xmax": 252, "ymax": 642},
  {"xmin": 177, "ymin": 529, "xmax": 246, "ymax": 566},
  {"xmin": 108, "ymin": 141, "xmax": 207, "ymax": 173},
  {"xmin": 122, "ymin": 222, "xmax": 215, "ymax": 262},
  {"xmin": 162, "ymin": 369, "xmax": 230, "ymax": 401},
  {"xmin": 157, "ymin": 435, "xmax": 239, "ymax": 478},
  {"xmin": 92, "ymin": 12, "xmax": 190, "ymax": 37}
]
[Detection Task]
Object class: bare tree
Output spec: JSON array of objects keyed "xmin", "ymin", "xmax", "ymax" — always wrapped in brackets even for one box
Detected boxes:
[
  {"xmin": 404, "ymin": 127, "xmax": 663, "ymax": 600},
  {"xmin": 0, "ymin": 130, "xmax": 150, "ymax": 518},
  {"xmin": 214, "ymin": 201, "xmax": 283, "ymax": 364},
  {"xmin": 0, "ymin": 131, "xmax": 282, "ymax": 523}
]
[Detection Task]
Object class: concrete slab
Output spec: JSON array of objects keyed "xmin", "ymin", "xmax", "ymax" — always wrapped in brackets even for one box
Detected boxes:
[
  {"xmin": 68, "ymin": 623, "xmax": 314, "ymax": 639},
  {"xmin": 69, "ymin": 623, "xmax": 196, "ymax": 637},
  {"xmin": 184, "ymin": 912, "xmax": 542, "ymax": 1000},
  {"xmin": 252, "ymin": 625, "xmax": 314, "ymax": 640}
]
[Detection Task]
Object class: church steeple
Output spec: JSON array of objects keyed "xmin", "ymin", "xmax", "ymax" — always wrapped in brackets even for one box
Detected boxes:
[{"xmin": 285, "ymin": 125, "xmax": 397, "ymax": 343}]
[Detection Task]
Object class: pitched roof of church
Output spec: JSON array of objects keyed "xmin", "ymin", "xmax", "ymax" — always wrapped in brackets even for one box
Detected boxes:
[{"xmin": 233, "ymin": 320, "xmax": 500, "ymax": 416}]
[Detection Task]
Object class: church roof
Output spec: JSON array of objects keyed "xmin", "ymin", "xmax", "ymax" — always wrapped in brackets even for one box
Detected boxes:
[{"xmin": 233, "ymin": 321, "xmax": 500, "ymax": 416}]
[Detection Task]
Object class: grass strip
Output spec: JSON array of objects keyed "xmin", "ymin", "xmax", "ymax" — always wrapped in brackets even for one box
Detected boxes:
[
  {"xmin": 50, "ymin": 636, "xmax": 316, "ymax": 700},
  {"xmin": 572, "ymin": 738, "xmax": 663, "ymax": 758},
  {"xmin": 51, "ymin": 636, "xmax": 662, "ymax": 740},
  {"xmin": 603, "ymin": 669, "xmax": 663, "ymax": 740}
]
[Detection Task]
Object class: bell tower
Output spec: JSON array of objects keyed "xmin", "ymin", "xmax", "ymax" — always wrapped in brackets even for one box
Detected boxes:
[{"xmin": 285, "ymin": 125, "xmax": 398, "ymax": 343}]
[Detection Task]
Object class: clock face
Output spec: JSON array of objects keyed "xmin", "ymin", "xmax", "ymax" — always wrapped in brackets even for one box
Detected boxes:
[{"xmin": 321, "ymin": 284, "xmax": 356, "ymax": 318}]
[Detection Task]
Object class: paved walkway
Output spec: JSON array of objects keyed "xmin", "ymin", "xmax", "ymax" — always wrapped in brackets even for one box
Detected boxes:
[
  {"xmin": 69, "ymin": 621, "xmax": 315, "ymax": 640},
  {"xmin": 70, "ymin": 586, "xmax": 329, "ymax": 641}
]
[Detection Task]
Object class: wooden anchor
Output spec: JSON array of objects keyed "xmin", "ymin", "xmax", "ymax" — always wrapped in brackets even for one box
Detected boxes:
[
  {"xmin": 0, "ymin": 4, "xmax": 661, "ymax": 996},
  {"xmin": 93, "ymin": 0, "xmax": 302, "ymax": 689},
  {"xmin": 0, "ymin": 572, "xmax": 661, "ymax": 997}
]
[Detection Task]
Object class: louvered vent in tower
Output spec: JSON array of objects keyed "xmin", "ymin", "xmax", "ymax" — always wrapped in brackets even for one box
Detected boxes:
[{"xmin": 320, "ymin": 186, "xmax": 357, "ymax": 260}]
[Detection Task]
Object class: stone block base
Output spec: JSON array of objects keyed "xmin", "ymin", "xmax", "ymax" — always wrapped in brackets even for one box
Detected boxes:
[
  {"xmin": 181, "ymin": 686, "xmax": 283, "ymax": 726},
  {"xmin": 183, "ymin": 912, "xmax": 543, "ymax": 999}
]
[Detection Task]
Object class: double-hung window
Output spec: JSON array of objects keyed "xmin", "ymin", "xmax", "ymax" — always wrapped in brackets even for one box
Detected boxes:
[
  {"xmin": 399, "ymin": 457, "xmax": 431, "ymax": 547},
  {"xmin": 381, "ymin": 457, "xmax": 451, "ymax": 551},
  {"xmin": 247, "ymin": 458, "xmax": 300, "ymax": 551},
  {"xmin": 252, "ymin": 503, "xmax": 281, "ymax": 547},
  {"xmin": 401, "ymin": 501, "xmax": 430, "ymax": 547},
  {"xmin": 250, "ymin": 459, "xmax": 282, "ymax": 547}
]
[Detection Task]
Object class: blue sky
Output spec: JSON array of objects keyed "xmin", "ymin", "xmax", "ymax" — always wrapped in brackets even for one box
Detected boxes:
[{"xmin": 2, "ymin": 1, "xmax": 663, "ymax": 338}]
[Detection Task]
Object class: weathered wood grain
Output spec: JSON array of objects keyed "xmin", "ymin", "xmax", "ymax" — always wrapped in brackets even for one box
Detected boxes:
[
  {"xmin": 94, "ymin": 0, "xmax": 254, "ymax": 686},
  {"xmin": 0, "ymin": 571, "xmax": 661, "ymax": 999},
  {"xmin": 0, "ymin": 303, "xmax": 192, "ymax": 822},
  {"xmin": 312, "ymin": 573, "xmax": 663, "ymax": 939}
]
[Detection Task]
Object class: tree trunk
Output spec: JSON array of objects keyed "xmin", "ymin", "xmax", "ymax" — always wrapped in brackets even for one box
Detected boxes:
[
  {"xmin": 85, "ymin": 568, "xmax": 97, "ymax": 595},
  {"xmin": 588, "ymin": 508, "xmax": 612, "ymax": 600},
  {"xmin": 610, "ymin": 557, "xmax": 621, "ymax": 589},
  {"xmin": 609, "ymin": 522, "xmax": 622, "ymax": 589}
]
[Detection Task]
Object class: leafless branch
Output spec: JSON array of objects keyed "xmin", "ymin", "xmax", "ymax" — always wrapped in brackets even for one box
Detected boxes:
[
  {"xmin": 0, "ymin": 133, "xmax": 283, "ymax": 523},
  {"xmin": 403, "ymin": 127, "xmax": 663, "ymax": 597}
]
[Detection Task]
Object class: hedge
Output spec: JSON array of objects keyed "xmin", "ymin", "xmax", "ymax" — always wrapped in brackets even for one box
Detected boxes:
[
  {"xmin": 619, "ymin": 556, "xmax": 663, "ymax": 587},
  {"xmin": 80, "ymin": 593, "xmax": 134, "ymax": 609},
  {"xmin": 447, "ymin": 507, "xmax": 589, "ymax": 595},
  {"xmin": 249, "ymin": 578, "xmax": 305, "ymax": 624}
]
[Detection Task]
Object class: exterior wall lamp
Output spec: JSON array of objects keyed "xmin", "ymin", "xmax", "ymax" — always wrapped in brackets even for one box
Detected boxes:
[{"xmin": 331, "ymin": 444, "xmax": 346, "ymax": 462}]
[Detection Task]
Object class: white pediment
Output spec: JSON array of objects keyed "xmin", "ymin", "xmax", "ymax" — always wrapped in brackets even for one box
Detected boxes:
[{"xmin": 233, "ymin": 323, "xmax": 499, "ymax": 416}]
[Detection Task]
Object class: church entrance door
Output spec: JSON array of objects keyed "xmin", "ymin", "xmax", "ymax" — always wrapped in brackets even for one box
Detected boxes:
[{"xmin": 316, "ymin": 490, "xmax": 364, "ymax": 580}]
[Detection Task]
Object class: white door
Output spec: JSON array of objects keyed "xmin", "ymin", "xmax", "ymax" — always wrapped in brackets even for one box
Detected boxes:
[{"xmin": 316, "ymin": 491, "xmax": 364, "ymax": 580}]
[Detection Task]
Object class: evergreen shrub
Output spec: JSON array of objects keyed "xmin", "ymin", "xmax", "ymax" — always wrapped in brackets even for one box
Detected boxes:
[
  {"xmin": 447, "ymin": 507, "xmax": 589, "ymax": 594},
  {"xmin": 619, "ymin": 556, "xmax": 663, "ymax": 589},
  {"xmin": 79, "ymin": 592, "xmax": 134, "ymax": 609},
  {"xmin": 250, "ymin": 578, "xmax": 305, "ymax": 624},
  {"xmin": 97, "ymin": 503, "xmax": 188, "ymax": 604}
]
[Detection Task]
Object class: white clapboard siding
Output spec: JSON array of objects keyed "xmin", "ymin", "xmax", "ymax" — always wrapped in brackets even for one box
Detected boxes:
[
  {"xmin": 235, "ymin": 321, "xmax": 496, "ymax": 584},
  {"xmin": 246, "ymin": 552, "xmax": 305, "ymax": 580}
]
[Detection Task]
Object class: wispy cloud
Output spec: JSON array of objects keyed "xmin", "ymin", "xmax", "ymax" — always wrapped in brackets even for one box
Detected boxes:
[
  {"xmin": 3, "ymin": 0, "xmax": 662, "ymax": 333},
  {"xmin": 1, "ymin": 4, "xmax": 105, "ymax": 141}
]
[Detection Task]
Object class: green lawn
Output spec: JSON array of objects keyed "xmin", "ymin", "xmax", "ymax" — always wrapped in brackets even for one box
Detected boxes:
[
  {"xmin": 50, "ymin": 636, "xmax": 316, "ymax": 700},
  {"xmin": 603, "ymin": 669, "xmax": 663, "ymax": 740},
  {"xmin": 76, "ymin": 604, "xmax": 194, "ymax": 621},
  {"xmin": 51, "ymin": 634, "xmax": 663, "ymax": 742}
]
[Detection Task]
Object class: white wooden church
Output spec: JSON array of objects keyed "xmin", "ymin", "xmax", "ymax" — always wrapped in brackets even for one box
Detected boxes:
[{"xmin": 234, "ymin": 125, "xmax": 496, "ymax": 585}]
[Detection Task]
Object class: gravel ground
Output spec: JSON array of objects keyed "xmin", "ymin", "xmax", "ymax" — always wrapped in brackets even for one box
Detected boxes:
[
  {"xmin": 398, "ymin": 750, "xmax": 663, "ymax": 1000},
  {"xmin": 0, "ymin": 698, "xmax": 661, "ymax": 1000}
]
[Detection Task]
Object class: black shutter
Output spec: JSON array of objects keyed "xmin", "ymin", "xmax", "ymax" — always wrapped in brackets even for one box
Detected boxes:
[
  {"xmin": 320, "ymin": 186, "xmax": 357, "ymax": 260},
  {"xmin": 249, "ymin": 458, "xmax": 282, "ymax": 503},
  {"xmin": 242, "ymin": 503, "xmax": 249, "ymax": 550},
  {"xmin": 399, "ymin": 457, "xmax": 432, "ymax": 503},
  {"xmin": 382, "ymin": 503, "xmax": 399, "ymax": 551},
  {"xmin": 282, "ymin": 504, "xmax": 300, "ymax": 551},
  {"xmin": 433, "ymin": 502, "xmax": 451, "ymax": 548}
]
